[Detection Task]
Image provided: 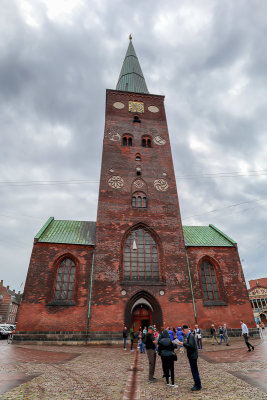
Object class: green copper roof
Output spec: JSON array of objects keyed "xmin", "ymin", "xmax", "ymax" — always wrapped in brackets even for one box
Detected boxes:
[
  {"xmin": 116, "ymin": 38, "xmax": 149, "ymax": 94},
  {"xmin": 35, "ymin": 217, "xmax": 96, "ymax": 246},
  {"xmin": 183, "ymin": 224, "xmax": 236, "ymax": 247}
]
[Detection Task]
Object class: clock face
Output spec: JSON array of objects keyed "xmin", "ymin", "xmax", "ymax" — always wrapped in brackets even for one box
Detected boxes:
[{"xmin": 128, "ymin": 101, "xmax": 144, "ymax": 113}]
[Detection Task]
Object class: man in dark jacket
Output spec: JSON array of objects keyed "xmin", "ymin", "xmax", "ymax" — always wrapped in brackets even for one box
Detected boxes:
[
  {"xmin": 179, "ymin": 325, "xmax": 202, "ymax": 391},
  {"xmin": 158, "ymin": 330, "xmax": 177, "ymax": 387},
  {"xmin": 143, "ymin": 326, "xmax": 156, "ymax": 383}
]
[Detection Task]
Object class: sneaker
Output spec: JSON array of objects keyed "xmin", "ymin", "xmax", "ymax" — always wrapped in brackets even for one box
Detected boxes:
[
  {"xmin": 191, "ymin": 386, "xmax": 202, "ymax": 391},
  {"xmin": 131, "ymin": 349, "xmax": 134, "ymax": 352},
  {"xmin": 252, "ymin": 346, "xmax": 255, "ymax": 351},
  {"xmin": 148, "ymin": 380, "xmax": 156, "ymax": 383},
  {"xmin": 152, "ymin": 378, "xmax": 157, "ymax": 381},
  {"xmin": 166, "ymin": 383, "xmax": 171, "ymax": 386},
  {"xmin": 124, "ymin": 348, "xmax": 127, "ymax": 350},
  {"xmin": 171, "ymin": 384, "xmax": 178, "ymax": 388},
  {"xmin": 247, "ymin": 349, "xmax": 251, "ymax": 352}
]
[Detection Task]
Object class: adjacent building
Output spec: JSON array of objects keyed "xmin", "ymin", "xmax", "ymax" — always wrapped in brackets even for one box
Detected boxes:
[
  {"xmin": 248, "ymin": 278, "xmax": 267, "ymax": 323},
  {"xmin": 15, "ymin": 38, "xmax": 256, "ymax": 343},
  {"xmin": 0, "ymin": 280, "xmax": 22, "ymax": 324}
]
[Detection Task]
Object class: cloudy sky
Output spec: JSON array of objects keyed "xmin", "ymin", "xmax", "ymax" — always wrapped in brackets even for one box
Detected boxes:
[{"xmin": 1, "ymin": 0, "xmax": 266, "ymax": 292}]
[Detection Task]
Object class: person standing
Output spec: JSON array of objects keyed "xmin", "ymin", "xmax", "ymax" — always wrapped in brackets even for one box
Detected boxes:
[
  {"xmin": 194, "ymin": 325, "xmax": 202, "ymax": 350},
  {"xmin": 210, "ymin": 324, "xmax": 218, "ymax": 345},
  {"xmin": 260, "ymin": 321, "xmax": 265, "ymax": 334},
  {"xmin": 179, "ymin": 325, "xmax": 202, "ymax": 391},
  {"xmin": 129, "ymin": 328, "xmax": 135, "ymax": 351},
  {"xmin": 143, "ymin": 326, "xmax": 157, "ymax": 383},
  {"xmin": 223, "ymin": 324, "xmax": 230, "ymax": 346},
  {"xmin": 219, "ymin": 326, "xmax": 226, "ymax": 345},
  {"xmin": 158, "ymin": 330, "xmax": 178, "ymax": 388},
  {"xmin": 122, "ymin": 326, "xmax": 127, "ymax": 350},
  {"xmin": 240, "ymin": 320, "xmax": 254, "ymax": 351}
]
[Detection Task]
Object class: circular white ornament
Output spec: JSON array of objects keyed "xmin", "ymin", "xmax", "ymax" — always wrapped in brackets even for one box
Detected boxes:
[
  {"xmin": 134, "ymin": 179, "xmax": 144, "ymax": 189},
  {"xmin": 121, "ymin": 290, "xmax": 127, "ymax": 296},
  {"xmin": 108, "ymin": 176, "xmax": 124, "ymax": 189},
  {"xmin": 108, "ymin": 132, "xmax": 121, "ymax": 141},
  {"xmin": 162, "ymin": 172, "xmax": 167, "ymax": 176},
  {"xmin": 113, "ymin": 102, "xmax": 125, "ymax": 109},
  {"xmin": 148, "ymin": 105, "xmax": 159, "ymax": 113},
  {"xmin": 153, "ymin": 135, "xmax": 166, "ymax": 145},
  {"xmin": 159, "ymin": 290, "xmax": 165, "ymax": 296},
  {"xmin": 154, "ymin": 178, "xmax": 169, "ymax": 192}
]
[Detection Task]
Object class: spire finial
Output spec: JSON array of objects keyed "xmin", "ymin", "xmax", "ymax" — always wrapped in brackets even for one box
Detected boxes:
[{"xmin": 129, "ymin": 33, "xmax": 132, "ymax": 40}]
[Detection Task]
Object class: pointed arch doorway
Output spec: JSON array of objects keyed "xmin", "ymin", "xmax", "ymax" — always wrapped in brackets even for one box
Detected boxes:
[
  {"xmin": 124, "ymin": 291, "xmax": 163, "ymax": 331},
  {"xmin": 132, "ymin": 304, "xmax": 152, "ymax": 332}
]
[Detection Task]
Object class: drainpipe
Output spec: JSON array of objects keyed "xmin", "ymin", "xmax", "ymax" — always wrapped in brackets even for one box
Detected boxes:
[
  {"xmin": 85, "ymin": 249, "xmax": 95, "ymax": 344},
  {"xmin": 185, "ymin": 247, "xmax": 197, "ymax": 323}
]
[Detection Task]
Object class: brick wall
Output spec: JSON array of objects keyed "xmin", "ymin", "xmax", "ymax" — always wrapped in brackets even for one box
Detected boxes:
[
  {"xmin": 187, "ymin": 246, "xmax": 255, "ymax": 329},
  {"xmin": 16, "ymin": 243, "xmax": 94, "ymax": 334}
]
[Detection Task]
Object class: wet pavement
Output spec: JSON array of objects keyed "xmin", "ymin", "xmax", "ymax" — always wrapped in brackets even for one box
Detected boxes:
[{"xmin": 0, "ymin": 335, "xmax": 266, "ymax": 399}]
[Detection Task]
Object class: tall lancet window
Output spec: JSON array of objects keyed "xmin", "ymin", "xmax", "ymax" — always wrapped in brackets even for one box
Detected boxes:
[
  {"xmin": 123, "ymin": 228, "xmax": 159, "ymax": 281},
  {"xmin": 54, "ymin": 258, "xmax": 76, "ymax": 300},
  {"xmin": 200, "ymin": 261, "xmax": 219, "ymax": 300}
]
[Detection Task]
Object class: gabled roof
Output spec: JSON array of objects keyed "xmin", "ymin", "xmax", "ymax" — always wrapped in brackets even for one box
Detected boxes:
[
  {"xmin": 183, "ymin": 224, "xmax": 236, "ymax": 247},
  {"xmin": 35, "ymin": 217, "xmax": 96, "ymax": 246},
  {"xmin": 116, "ymin": 37, "xmax": 149, "ymax": 94}
]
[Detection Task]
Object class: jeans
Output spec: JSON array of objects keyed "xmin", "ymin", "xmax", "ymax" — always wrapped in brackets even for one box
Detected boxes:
[
  {"xmin": 140, "ymin": 342, "xmax": 145, "ymax": 353},
  {"xmin": 123, "ymin": 337, "xmax": 126, "ymax": 349},
  {"xmin": 189, "ymin": 358, "xmax": 201, "ymax": 388},
  {"xmin": 197, "ymin": 337, "xmax": 202, "ymax": 349},
  {"xmin": 220, "ymin": 334, "xmax": 226, "ymax": 344},
  {"xmin": 243, "ymin": 333, "xmax": 253, "ymax": 350},
  {"xmin": 162, "ymin": 356, "xmax": 174, "ymax": 385}
]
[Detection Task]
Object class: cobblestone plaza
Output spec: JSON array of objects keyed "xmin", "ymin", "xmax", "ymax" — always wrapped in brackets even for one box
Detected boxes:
[{"xmin": 0, "ymin": 336, "xmax": 266, "ymax": 399}]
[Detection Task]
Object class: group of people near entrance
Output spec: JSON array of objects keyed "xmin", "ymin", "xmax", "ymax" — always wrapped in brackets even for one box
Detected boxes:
[
  {"xmin": 123, "ymin": 324, "xmax": 202, "ymax": 391},
  {"xmin": 122, "ymin": 319, "xmax": 257, "ymax": 392}
]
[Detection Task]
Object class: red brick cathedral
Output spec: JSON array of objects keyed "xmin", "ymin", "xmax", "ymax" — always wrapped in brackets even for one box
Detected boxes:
[{"xmin": 16, "ymin": 38, "xmax": 255, "ymax": 342}]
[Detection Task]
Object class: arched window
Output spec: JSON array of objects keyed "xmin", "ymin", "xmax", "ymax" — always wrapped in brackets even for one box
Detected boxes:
[
  {"xmin": 54, "ymin": 258, "xmax": 76, "ymax": 300},
  {"xmin": 123, "ymin": 227, "xmax": 159, "ymax": 281},
  {"xmin": 122, "ymin": 135, "xmax": 133, "ymax": 147},
  {"xmin": 135, "ymin": 154, "xmax": 141, "ymax": 161},
  {"xmin": 200, "ymin": 261, "xmax": 219, "ymax": 301},
  {"xmin": 132, "ymin": 192, "xmax": 147, "ymax": 208},
  {"xmin": 142, "ymin": 136, "xmax": 152, "ymax": 148}
]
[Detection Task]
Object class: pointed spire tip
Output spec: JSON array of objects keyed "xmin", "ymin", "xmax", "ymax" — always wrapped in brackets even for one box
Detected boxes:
[{"xmin": 129, "ymin": 33, "xmax": 132, "ymax": 40}]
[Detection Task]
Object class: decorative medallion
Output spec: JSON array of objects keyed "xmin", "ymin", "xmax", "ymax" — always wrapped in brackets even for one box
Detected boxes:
[
  {"xmin": 162, "ymin": 172, "xmax": 167, "ymax": 176},
  {"xmin": 109, "ymin": 169, "xmax": 114, "ymax": 173},
  {"xmin": 148, "ymin": 105, "xmax": 159, "ymax": 113},
  {"xmin": 108, "ymin": 131, "xmax": 121, "ymax": 141},
  {"xmin": 134, "ymin": 179, "xmax": 144, "ymax": 189},
  {"xmin": 121, "ymin": 290, "xmax": 127, "ymax": 296},
  {"xmin": 154, "ymin": 178, "xmax": 169, "ymax": 192},
  {"xmin": 129, "ymin": 101, "xmax": 144, "ymax": 113},
  {"xmin": 108, "ymin": 176, "xmax": 124, "ymax": 189},
  {"xmin": 153, "ymin": 135, "xmax": 166, "ymax": 145},
  {"xmin": 159, "ymin": 290, "xmax": 165, "ymax": 296},
  {"xmin": 113, "ymin": 102, "xmax": 125, "ymax": 109}
]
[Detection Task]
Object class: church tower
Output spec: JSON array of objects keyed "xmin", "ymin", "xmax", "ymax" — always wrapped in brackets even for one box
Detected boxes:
[{"xmin": 89, "ymin": 37, "xmax": 195, "ymax": 337}]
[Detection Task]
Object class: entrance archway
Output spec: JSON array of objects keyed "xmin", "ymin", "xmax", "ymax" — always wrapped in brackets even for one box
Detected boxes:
[
  {"xmin": 132, "ymin": 305, "xmax": 152, "ymax": 332},
  {"xmin": 124, "ymin": 290, "xmax": 163, "ymax": 330}
]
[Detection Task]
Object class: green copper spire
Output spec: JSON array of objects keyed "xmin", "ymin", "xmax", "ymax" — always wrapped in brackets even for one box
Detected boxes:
[{"xmin": 116, "ymin": 35, "xmax": 149, "ymax": 94}]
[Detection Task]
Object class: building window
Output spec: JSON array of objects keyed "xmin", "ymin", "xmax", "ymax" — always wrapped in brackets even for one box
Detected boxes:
[
  {"xmin": 122, "ymin": 135, "xmax": 133, "ymax": 147},
  {"xmin": 135, "ymin": 154, "xmax": 141, "ymax": 161},
  {"xmin": 132, "ymin": 192, "xmax": 147, "ymax": 208},
  {"xmin": 54, "ymin": 258, "xmax": 76, "ymax": 300},
  {"xmin": 200, "ymin": 261, "xmax": 219, "ymax": 301},
  {"xmin": 123, "ymin": 227, "xmax": 159, "ymax": 281},
  {"xmin": 136, "ymin": 167, "xmax": 141, "ymax": 176},
  {"xmin": 142, "ymin": 136, "xmax": 152, "ymax": 148}
]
